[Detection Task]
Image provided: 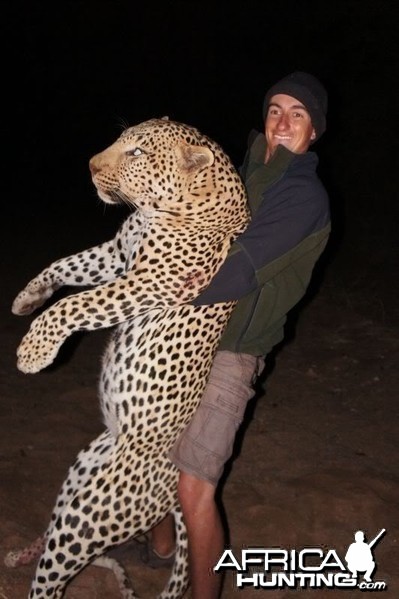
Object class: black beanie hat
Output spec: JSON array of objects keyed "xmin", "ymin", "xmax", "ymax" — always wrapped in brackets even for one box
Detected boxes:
[{"xmin": 262, "ymin": 71, "xmax": 328, "ymax": 141}]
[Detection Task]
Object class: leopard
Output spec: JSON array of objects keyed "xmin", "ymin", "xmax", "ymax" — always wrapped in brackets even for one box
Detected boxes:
[{"xmin": 7, "ymin": 117, "xmax": 249, "ymax": 598}]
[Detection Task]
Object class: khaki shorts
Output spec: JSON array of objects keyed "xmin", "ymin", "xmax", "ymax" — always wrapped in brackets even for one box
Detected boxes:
[{"xmin": 169, "ymin": 350, "xmax": 264, "ymax": 486}]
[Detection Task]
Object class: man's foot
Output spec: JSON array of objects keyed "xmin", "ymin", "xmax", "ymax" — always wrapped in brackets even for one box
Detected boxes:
[
  {"xmin": 141, "ymin": 542, "xmax": 175, "ymax": 569},
  {"xmin": 107, "ymin": 536, "xmax": 175, "ymax": 569}
]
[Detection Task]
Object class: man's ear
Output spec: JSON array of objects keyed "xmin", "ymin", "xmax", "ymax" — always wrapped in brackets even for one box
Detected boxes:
[
  {"xmin": 175, "ymin": 143, "xmax": 214, "ymax": 172},
  {"xmin": 310, "ymin": 128, "xmax": 316, "ymax": 141}
]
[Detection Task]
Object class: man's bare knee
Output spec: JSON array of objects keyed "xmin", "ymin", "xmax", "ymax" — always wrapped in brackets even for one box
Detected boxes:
[{"xmin": 177, "ymin": 471, "xmax": 216, "ymax": 516}]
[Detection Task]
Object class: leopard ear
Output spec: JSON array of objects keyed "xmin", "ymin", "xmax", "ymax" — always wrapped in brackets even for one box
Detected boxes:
[
  {"xmin": 175, "ymin": 143, "xmax": 214, "ymax": 172},
  {"xmin": 161, "ymin": 116, "xmax": 169, "ymax": 120}
]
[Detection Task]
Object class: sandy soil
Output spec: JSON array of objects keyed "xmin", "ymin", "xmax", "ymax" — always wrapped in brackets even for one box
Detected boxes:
[{"xmin": 1, "ymin": 214, "xmax": 398, "ymax": 599}]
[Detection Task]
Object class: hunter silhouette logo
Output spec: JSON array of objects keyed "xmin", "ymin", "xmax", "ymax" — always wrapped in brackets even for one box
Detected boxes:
[
  {"xmin": 214, "ymin": 528, "xmax": 387, "ymax": 591},
  {"xmin": 345, "ymin": 528, "xmax": 386, "ymax": 583}
]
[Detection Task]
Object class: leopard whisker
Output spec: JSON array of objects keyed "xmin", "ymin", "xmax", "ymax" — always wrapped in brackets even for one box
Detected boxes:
[{"xmin": 114, "ymin": 189, "xmax": 136, "ymax": 211}]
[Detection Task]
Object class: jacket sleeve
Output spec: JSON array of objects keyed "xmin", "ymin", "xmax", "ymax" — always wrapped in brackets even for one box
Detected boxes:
[
  {"xmin": 193, "ymin": 245, "xmax": 258, "ymax": 304},
  {"xmin": 193, "ymin": 181, "xmax": 330, "ymax": 305}
]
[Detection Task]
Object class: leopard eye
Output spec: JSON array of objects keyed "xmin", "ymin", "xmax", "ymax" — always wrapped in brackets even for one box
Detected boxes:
[{"xmin": 126, "ymin": 147, "xmax": 144, "ymax": 157}]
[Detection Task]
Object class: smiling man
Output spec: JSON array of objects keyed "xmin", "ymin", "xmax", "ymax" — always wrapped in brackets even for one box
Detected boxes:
[
  {"xmin": 265, "ymin": 94, "xmax": 316, "ymax": 158},
  {"xmin": 127, "ymin": 72, "xmax": 331, "ymax": 599},
  {"xmin": 263, "ymin": 71, "xmax": 325, "ymax": 160}
]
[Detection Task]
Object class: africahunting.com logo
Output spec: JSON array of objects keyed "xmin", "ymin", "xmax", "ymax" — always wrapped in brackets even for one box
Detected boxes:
[{"xmin": 215, "ymin": 528, "xmax": 387, "ymax": 591}]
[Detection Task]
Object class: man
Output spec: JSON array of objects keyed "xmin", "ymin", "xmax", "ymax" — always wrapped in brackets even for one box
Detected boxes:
[
  {"xmin": 141, "ymin": 71, "xmax": 331, "ymax": 598},
  {"xmin": 345, "ymin": 531, "xmax": 376, "ymax": 582}
]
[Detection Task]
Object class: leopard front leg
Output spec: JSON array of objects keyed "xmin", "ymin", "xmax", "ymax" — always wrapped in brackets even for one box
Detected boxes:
[
  {"xmin": 12, "ymin": 211, "xmax": 143, "ymax": 318},
  {"xmin": 12, "ymin": 272, "xmax": 61, "ymax": 316},
  {"xmin": 15, "ymin": 261, "xmax": 210, "ymax": 374},
  {"xmin": 16, "ymin": 311, "xmax": 68, "ymax": 373}
]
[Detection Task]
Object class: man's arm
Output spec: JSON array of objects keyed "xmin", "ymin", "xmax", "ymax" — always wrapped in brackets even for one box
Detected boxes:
[{"xmin": 193, "ymin": 182, "xmax": 330, "ymax": 305}]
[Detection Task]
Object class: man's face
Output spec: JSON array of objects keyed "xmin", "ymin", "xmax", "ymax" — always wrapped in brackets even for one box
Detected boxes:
[{"xmin": 264, "ymin": 93, "xmax": 316, "ymax": 162}]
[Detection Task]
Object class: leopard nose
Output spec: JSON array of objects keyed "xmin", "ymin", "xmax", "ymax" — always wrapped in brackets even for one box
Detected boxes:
[{"xmin": 89, "ymin": 159, "xmax": 99, "ymax": 175}]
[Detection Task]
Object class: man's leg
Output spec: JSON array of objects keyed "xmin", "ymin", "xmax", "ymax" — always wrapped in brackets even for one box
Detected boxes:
[
  {"xmin": 150, "ymin": 474, "xmax": 223, "ymax": 598},
  {"xmin": 177, "ymin": 472, "xmax": 223, "ymax": 598},
  {"xmin": 364, "ymin": 561, "xmax": 375, "ymax": 582}
]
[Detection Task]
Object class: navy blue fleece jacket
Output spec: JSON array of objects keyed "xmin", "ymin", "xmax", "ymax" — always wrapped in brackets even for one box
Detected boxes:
[{"xmin": 194, "ymin": 133, "xmax": 331, "ymax": 356}]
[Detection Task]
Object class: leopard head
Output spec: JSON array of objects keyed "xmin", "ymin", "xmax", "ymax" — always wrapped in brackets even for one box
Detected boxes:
[{"xmin": 89, "ymin": 118, "xmax": 249, "ymax": 230}]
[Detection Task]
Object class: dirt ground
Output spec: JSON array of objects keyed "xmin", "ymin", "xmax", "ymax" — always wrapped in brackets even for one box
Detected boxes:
[{"xmin": 1, "ymin": 211, "xmax": 398, "ymax": 598}]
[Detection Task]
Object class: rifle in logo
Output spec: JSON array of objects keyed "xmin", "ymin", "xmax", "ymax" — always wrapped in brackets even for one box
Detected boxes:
[{"xmin": 368, "ymin": 529, "xmax": 386, "ymax": 549}]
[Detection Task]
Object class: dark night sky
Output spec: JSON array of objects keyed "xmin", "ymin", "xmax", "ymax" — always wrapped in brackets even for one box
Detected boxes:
[{"xmin": 3, "ymin": 0, "xmax": 399, "ymax": 313}]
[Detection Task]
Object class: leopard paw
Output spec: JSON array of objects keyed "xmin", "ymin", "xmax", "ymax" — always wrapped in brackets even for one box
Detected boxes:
[
  {"xmin": 12, "ymin": 279, "xmax": 57, "ymax": 316},
  {"xmin": 16, "ymin": 320, "xmax": 64, "ymax": 373}
]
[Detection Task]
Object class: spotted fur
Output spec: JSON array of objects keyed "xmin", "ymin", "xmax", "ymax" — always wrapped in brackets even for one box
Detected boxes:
[{"xmin": 10, "ymin": 118, "xmax": 249, "ymax": 598}]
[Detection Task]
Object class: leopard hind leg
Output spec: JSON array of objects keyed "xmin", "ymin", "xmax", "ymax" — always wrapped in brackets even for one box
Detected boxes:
[
  {"xmin": 27, "ymin": 434, "xmax": 157, "ymax": 598},
  {"xmin": 4, "ymin": 429, "xmax": 115, "ymax": 571},
  {"xmin": 46, "ymin": 429, "xmax": 115, "ymax": 535}
]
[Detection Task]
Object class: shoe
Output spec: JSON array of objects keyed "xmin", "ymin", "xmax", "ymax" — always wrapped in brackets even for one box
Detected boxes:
[
  {"xmin": 107, "ymin": 536, "xmax": 175, "ymax": 569},
  {"xmin": 140, "ymin": 541, "xmax": 175, "ymax": 569}
]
